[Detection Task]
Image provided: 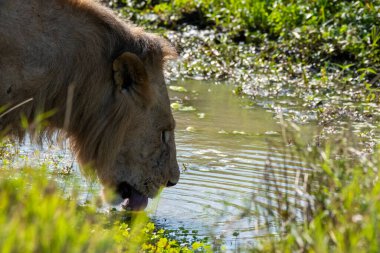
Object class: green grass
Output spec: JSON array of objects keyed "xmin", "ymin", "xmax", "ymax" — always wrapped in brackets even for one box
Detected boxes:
[
  {"xmin": 0, "ymin": 167, "xmax": 114, "ymax": 253},
  {"xmin": 114, "ymin": 0, "xmax": 380, "ymax": 73},
  {"xmin": 250, "ymin": 127, "xmax": 380, "ymax": 253},
  {"xmin": 0, "ymin": 144, "xmax": 210, "ymax": 253}
]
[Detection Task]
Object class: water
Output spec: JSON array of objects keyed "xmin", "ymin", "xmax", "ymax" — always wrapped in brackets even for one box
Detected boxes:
[
  {"xmin": 152, "ymin": 80, "xmax": 313, "ymax": 247},
  {"xmin": 8, "ymin": 80, "xmax": 313, "ymax": 248}
]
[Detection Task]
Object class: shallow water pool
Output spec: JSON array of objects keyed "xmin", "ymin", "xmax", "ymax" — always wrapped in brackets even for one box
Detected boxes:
[
  {"xmin": 10, "ymin": 79, "xmax": 314, "ymax": 248},
  {"xmin": 152, "ymin": 80, "xmax": 314, "ymax": 247}
]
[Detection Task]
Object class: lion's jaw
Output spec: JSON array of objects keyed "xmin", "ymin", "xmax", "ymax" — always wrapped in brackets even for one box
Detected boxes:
[
  {"xmin": 95, "ymin": 104, "xmax": 180, "ymax": 211},
  {"xmin": 101, "ymin": 182, "xmax": 149, "ymax": 211},
  {"xmin": 98, "ymin": 146, "xmax": 179, "ymax": 211}
]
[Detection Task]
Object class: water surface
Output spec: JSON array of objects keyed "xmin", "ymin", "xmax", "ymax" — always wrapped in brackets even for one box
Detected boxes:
[
  {"xmin": 153, "ymin": 80, "xmax": 313, "ymax": 247},
  {"xmin": 9, "ymin": 80, "xmax": 314, "ymax": 248}
]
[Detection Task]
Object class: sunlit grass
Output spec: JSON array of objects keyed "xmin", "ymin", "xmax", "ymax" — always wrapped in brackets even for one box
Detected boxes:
[
  {"xmin": 0, "ymin": 147, "xmax": 210, "ymax": 253},
  {"xmin": 249, "ymin": 125, "xmax": 380, "ymax": 253},
  {"xmin": 0, "ymin": 167, "xmax": 115, "ymax": 253}
]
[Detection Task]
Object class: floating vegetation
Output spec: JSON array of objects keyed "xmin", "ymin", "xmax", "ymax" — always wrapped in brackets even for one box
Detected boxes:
[
  {"xmin": 180, "ymin": 106, "xmax": 196, "ymax": 112},
  {"xmin": 170, "ymin": 102, "xmax": 196, "ymax": 112},
  {"xmin": 264, "ymin": 131, "xmax": 280, "ymax": 136},
  {"xmin": 185, "ymin": 126, "xmax": 196, "ymax": 132},
  {"xmin": 170, "ymin": 102, "xmax": 181, "ymax": 110},
  {"xmin": 169, "ymin": 85, "xmax": 188, "ymax": 93},
  {"xmin": 232, "ymin": 130, "xmax": 247, "ymax": 135},
  {"xmin": 197, "ymin": 113, "xmax": 206, "ymax": 119}
]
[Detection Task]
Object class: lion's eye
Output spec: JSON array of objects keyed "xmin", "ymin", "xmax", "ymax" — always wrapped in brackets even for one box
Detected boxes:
[{"xmin": 161, "ymin": 130, "xmax": 170, "ymax": 144}]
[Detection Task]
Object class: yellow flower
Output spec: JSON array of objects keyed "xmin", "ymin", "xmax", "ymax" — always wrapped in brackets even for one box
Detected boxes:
[
  {"xmin": 157, "ymin": 238, "xmax": 168, "ymax": 248},
  {"xmin": 192, "ymin": 242, "xmax": 203, "ymax": 250}
]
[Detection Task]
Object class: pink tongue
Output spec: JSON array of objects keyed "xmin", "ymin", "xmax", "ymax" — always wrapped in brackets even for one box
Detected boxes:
[{"xmin": 122, "ymin": 188, "xmax": 148, "ymax": 211}]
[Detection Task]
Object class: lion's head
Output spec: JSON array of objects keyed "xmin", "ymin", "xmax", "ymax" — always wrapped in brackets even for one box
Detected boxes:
[
  {"xmin": 69, "ymin": 31, "xmax": 180, "ymax": 211},
  {"xmin": 100, "ymin": 50, "xmax": 180, "ymax": 210}
]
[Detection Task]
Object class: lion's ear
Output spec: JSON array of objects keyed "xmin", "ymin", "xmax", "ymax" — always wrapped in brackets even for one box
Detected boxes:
[{"xmin": 112, "ymin": 52, "xmax": 151, "ymax": 102}]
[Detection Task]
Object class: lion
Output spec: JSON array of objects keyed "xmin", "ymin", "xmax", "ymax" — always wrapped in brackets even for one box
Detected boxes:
[{"xmin": 0, "ymin": 0, "xmax": 180, "ymax": 210}]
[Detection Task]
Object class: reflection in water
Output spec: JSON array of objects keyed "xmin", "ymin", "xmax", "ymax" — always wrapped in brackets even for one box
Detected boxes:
[{"xmin": 152, "ymin": 80, "xmax": 312, "ymax": 246}]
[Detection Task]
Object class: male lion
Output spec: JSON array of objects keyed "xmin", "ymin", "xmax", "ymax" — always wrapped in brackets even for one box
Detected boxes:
[{"xmin": 0, "ymin": 0, "xmax": 180, "ymax": 210}]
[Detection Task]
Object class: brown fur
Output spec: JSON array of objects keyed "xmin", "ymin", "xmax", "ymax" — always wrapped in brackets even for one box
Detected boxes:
[{"xmin": 0, "ymin": 0, "xmax": 180, "ymax": 203}]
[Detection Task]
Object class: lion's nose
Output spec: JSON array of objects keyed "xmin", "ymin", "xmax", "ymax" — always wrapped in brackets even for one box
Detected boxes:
[{"xmin": 166, "ymin": 181, "xmax": 177, "ymax": 187}]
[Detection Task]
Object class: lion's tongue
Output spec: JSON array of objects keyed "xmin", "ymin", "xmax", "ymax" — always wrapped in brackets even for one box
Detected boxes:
[{"xmin": 122, "ymin": 188, "xmax": 148, "ymax": 211}]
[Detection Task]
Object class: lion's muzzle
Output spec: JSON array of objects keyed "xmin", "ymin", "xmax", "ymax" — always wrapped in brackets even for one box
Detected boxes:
[{"xmin": 116, "ymin": 182, "xmax": 148, "ymax": 211}]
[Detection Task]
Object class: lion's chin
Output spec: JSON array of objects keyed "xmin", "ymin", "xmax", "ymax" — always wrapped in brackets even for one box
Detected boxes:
[
  {"xmin": 120, "ymin": 189, "xmax": 149, "ymax": 211},
  {"xmin": 116, "ymin": 182, "xmax": 149, "ymax": 211},
  {"xmin": 101, "ymin": 182, "xmax": 149, "ymax": 211}
]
